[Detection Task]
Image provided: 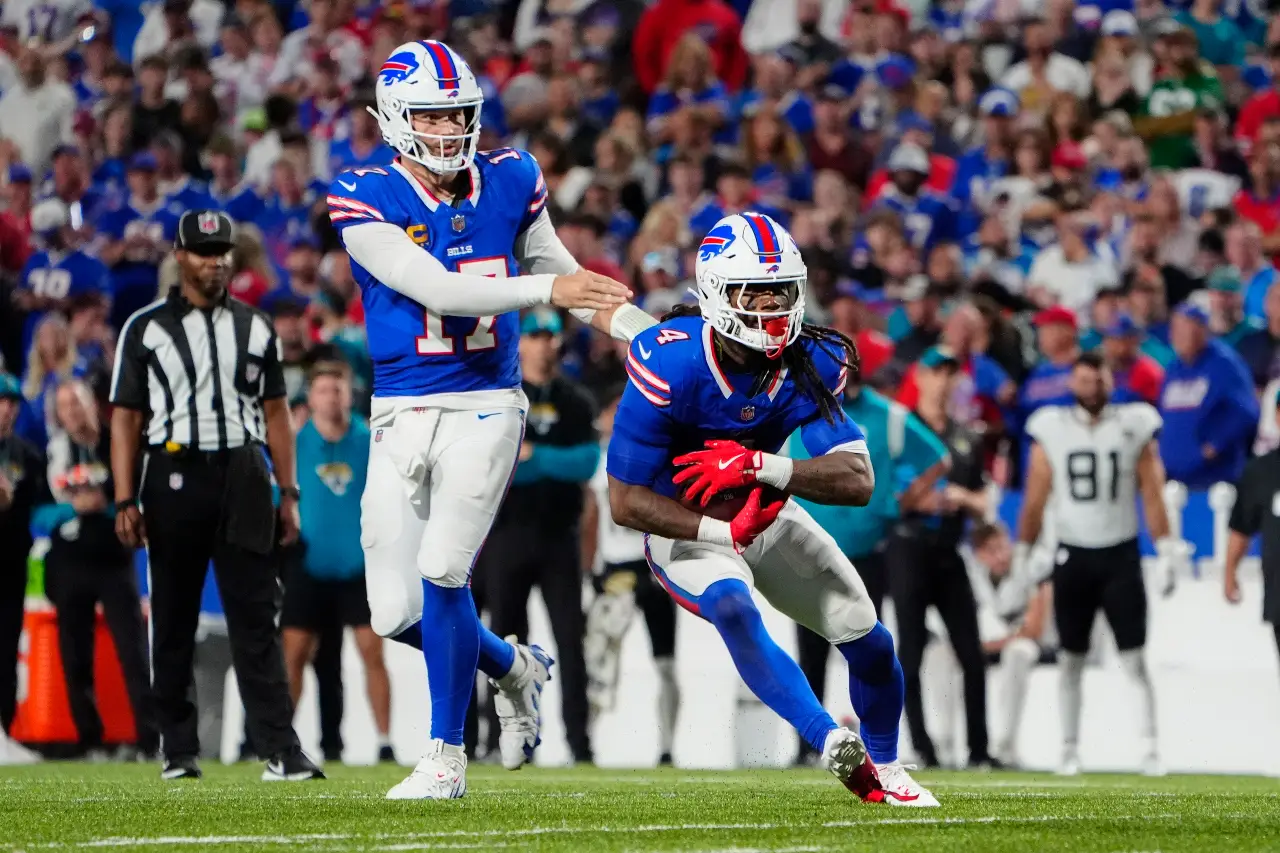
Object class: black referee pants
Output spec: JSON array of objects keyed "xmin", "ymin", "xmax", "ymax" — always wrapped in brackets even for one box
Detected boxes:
[
  {"xmin": 142, "ymin": 452, "xmax": 299, "ymax": 761},
  {"xmin": 471, "ymin": 521, "xmax": 591, "ymax": 761},
  {"xmin": 0, "ymin": 554, "xmax": 26, "ymax": 735},
  {"xmin": 887, "ymin": 533, "xmax": 990, "ymax": 765}
]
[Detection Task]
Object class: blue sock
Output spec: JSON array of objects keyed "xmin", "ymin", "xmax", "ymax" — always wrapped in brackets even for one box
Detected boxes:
[
  {"xmin": 838, "ymin": 622, "xmax": 904, "ymax": 764},
  {"xmin": 477, "ymin": 624, "xmax": 515, "ymax": 679},
  {"xmin": 388, "ymin": 623, "xmax": 422, "ymax": 650},
  {"xmin": 700, "ymin": 579, "xmax": 837, "ymax": 752},
  {"xmin": 420, "ymin": 580, "xmax": 480, "ymax": 745}
]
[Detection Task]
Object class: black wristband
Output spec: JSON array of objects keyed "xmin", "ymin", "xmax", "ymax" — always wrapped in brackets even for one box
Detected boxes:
[
  {"xmin": 115, "ymin": 498, "xmax": 138, "ymax": 512},
  {"xmin": 280, "ymin": 485, "xmax": 301, "ymax": 501}
]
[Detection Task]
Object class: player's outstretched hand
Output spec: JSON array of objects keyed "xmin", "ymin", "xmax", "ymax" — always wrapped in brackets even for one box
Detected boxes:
[
  {"xmin": 673, "ymin": 439, "xmax": 760, "ymax": 506},
  {"xmin": 551, "ymin": 269, "xmax": 631, "ymax": 312},
  {"xmin": 728, "ymin": 487, "xmax": 786, "ymax": 553}
]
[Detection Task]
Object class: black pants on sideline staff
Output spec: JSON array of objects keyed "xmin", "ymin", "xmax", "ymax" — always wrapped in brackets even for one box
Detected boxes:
[
  {"xmin": 471, "ymin": 522, "xmax": 591, "ymax": 761},
  {"xmin": 142, "ymin": 447, "xmax": 298, "ymax": 760},
  {"xmin": 887, "ymin": 533, "xmax": 990, "ymax": 765},
  {"xmin": 0, "ymin": 554, "xmax": 26, "ymax": 735},
  {"xmin": 46, "ymin": 559, "xmax": 158, "ymax": 754}
]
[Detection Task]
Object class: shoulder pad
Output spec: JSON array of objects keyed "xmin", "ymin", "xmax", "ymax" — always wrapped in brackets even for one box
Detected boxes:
[
  {"xmin": 479, "ymin": 148, "xmax": 545, "ymax": 218},
  {"xmin": 1024, "ymin": 405, "xmax": 1061, "ymax": 444},
  {"xmin": 1121, "ymin": 402, "xmax": 1162, "ymax": 442},
  {"xmin": 624, "ymin": 317, "xmax": 700, "ymax": 409},
  {"xmin": 802, "ymin": 336, "xmax": 851, "ymax": 396}
]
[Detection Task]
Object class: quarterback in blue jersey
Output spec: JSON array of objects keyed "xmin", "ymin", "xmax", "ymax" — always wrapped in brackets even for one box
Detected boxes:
[
  {"xmin": 328, "ymin": 39, "xmax": 650, "ymax": 801},
  {"xmin": 607, "ymin": 212, "xmax": 939, "ymax": 807}
]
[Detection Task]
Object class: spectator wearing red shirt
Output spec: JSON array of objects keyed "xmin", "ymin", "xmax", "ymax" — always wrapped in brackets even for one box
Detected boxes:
[
  {"xmin": 1100, "ymin": 314, "xmax": 1164, "ymax": 404},
  {"xmin": 1234, "ymin": 44, "xmax": 1280, "ymax": 156},
  {"xmin": 862, "ymin": 114, "xmax": 956, "ymax": 209},
  {"xmin": 827, "ymin": 287, "xmax": 893, "ymax": 382},
  {"xmin": 633, "ymin": 0, "xmax": 749, "ymax": 94},
  {"xmin": 1234, "ymin": 153, "xmax": 1280, "ymax": 255}
]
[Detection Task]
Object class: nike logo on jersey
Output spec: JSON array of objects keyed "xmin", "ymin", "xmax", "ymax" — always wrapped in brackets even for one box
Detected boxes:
[
  {"xmin": 638, "ymin": 343, "xmax": 652, "ymax": 360},
  {"xmin": 718, "ymin": 454, "xmax": 744, "ymax": 470},
  {"xmin": 477, "ymin": 412, "xmax": 502, "ymax": 420},
  {"xmin": 339, "ymin": 180, "xmax": 356, "ymax": 191}
]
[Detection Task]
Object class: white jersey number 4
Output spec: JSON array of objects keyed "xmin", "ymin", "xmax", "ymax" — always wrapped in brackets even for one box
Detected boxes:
[{"xmin": 415, "ymin": 257, "xmax": 505, "ymax": 355}]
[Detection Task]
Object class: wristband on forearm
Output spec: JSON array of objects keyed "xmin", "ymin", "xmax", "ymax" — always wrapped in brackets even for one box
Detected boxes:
[
  {"xmin": 697, "ymin": 516, "xmax": 734, "ymax": 548},
  {"xmin": 754, "ymin": 453, "xmax": 793, "ymax": 490}
]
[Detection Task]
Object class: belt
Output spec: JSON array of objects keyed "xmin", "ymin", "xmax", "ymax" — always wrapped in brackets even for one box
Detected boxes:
[{"xmin": 148, "ymin": 442, "xmax": 235, "ymax": 463}]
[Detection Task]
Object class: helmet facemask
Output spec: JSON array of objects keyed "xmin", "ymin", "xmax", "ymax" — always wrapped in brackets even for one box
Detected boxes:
[
  {"xmin": 370, "ymin": 97, "xmax": 482, "ymax": 175},
  {"xmin": 698, "ymin": 273, "xmax": 806, "ymax": 360}
]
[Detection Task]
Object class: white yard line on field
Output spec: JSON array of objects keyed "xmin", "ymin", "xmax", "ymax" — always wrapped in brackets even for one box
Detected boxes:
[{"xmin": 13, "ymin": 812, "xmax": 1201, "ymax": 851}]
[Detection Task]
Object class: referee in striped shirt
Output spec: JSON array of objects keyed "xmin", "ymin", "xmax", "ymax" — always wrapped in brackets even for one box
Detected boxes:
[{"xmin": 109, "ymin": 210, "xmax": 322, "ymax": 781}]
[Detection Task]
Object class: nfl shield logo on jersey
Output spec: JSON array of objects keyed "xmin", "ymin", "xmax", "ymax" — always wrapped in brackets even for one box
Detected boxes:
[
  {"xmin": 197, "ymin": 213, "xmax": 219, "ymax": 234},
  {"xmin": 245, "ymin": 363, "xmax": 260, "ymax": 384},
  {"xmin": 740, "ymin": 405, "xmax": 755, "ymax": 422},
  {"xmin": 451, "ymin": 215, "xmax": 466, "ymax": 233}
]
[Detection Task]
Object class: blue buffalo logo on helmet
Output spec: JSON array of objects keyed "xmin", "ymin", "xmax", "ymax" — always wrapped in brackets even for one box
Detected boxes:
[
  {"xmin": 698, "ymin": 224, "xmax": 737, "ymax": 262},
  {"xmin": 379, "ymin": 51, "xmax": 421, "ymax": 84}
]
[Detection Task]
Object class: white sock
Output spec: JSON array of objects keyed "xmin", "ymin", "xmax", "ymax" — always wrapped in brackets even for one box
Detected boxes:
[
  {"xmin": 655, "ymin": 657, "xmax": 679, "ymax": 755},
  {"xmin": 996, "ymin": 637, "xmax": 1039, "ymax": 759},
  {"xmin": 496, "ymin": 643, "xmax": 529, "ymax": 689},
  {"xmin": 1117, "ymin": 648, "xmax": 1157, "ymax": 742},
  {"xmin": 1059, "ymin": 651, "xmax": 1087, "ymax": 751},
  {"xmin": 378, "ymin": 733, "xmax": 392, "ymax": 748}
]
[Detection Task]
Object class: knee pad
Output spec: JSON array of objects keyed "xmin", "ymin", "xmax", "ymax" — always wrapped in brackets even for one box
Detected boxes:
[
  {"xmin": 1002, "ymin": 636, "xmax": 1040, "ymax": 668},
  {"xmin": 700, "ymin": 579, "xmax": 760, "ymax": 634},
  {"xmin": 419, "ymin": 556, "xmax": 472, "ymax": 589},
  {"xmin": 838, "ymin": 621, "xmax": 898, "ymax": 684},
  {"xmin": 369, "ymin": 599, "xmax": 418, "ymax": 640},
  {"xmin": 365, "ymin": 564, "xmax": 422, "ymax": 639}
]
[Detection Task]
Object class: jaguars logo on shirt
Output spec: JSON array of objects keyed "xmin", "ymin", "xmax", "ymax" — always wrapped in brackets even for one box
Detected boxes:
[{"xmin": 316, "ymin": 462, "xmax": 354, "ymax": 496}]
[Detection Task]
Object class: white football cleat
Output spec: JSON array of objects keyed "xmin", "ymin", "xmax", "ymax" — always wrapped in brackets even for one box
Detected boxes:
[
  {"xmin": 876, "ymin": 761, "xmax": 940, "ymax": 807},
  {"xmin": 386, "ymin": 739, "xmax": 466, "ymax": 800},
  {"xmin": 1141, "ymin": 741, "xmax": 1165, "ymax": 777},
  {"xmin": 1058, "ymin": 747, "xmax": 1082, "ymax": 777},
  {"xmin": 492, "ymin": 640, "xmax": 554, "ymax": 770}
]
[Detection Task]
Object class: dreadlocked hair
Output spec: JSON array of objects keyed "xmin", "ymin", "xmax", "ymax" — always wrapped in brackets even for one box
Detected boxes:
[{"xmin": 660, "ymin": 304, "xmax": 861, "ymax": 425}]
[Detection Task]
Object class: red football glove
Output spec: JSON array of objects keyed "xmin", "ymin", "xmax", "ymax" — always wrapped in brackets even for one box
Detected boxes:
[
  {"xmin": 728, "ymin": 487, "xmax": 786, "ymax": 553},
  {"xmin": 672, "ymin": 440, "xmax": 763, "ymax": 507}
]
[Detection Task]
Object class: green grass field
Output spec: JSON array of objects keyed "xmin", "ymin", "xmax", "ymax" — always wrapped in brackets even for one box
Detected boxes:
[{"xmin": 1, "ymin": 763, "xmax": 1278, "ymax": 852}]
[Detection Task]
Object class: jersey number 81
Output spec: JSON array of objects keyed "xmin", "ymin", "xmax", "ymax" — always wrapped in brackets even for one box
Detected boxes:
[{"xmin": 416, "ymin": 257, "xmax": 508, "ymax": 355}]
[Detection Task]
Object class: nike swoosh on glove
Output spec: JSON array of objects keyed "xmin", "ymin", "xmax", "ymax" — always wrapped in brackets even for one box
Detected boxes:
[
  {"xmin": 728, "ymin": 487, "xmax": 786, "ymax": 553},
  {"xmin": 672, "ymin": 440, "xmax": 762, "ymax": 506}
]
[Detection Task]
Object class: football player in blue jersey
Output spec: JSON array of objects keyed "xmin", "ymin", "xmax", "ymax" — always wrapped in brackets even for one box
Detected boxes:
[
  {"xmin": 607, "ymin": 212, "xmax": 940, "ymax": 807},
  {"xmin": 327, "ymin": 39, "xmax": 653, "ymax": 800}
]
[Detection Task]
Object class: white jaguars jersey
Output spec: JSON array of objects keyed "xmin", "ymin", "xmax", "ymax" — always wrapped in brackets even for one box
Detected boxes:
[
  {"xmin": 1174, "ymin": 169, "xmax": 1240, "ymax": 222},
  {"xmin": 1025, "ymin": 403, "xmax": 1162, "ymax": 549},
  {"xmin": 1, "ymin": 0, "xmax": 91, "ymax": 42}
]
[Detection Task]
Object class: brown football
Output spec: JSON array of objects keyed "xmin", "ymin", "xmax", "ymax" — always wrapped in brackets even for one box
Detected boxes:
[{"xmin": 678, "ymin": 484, "xmax": 789, "ymax": 521}]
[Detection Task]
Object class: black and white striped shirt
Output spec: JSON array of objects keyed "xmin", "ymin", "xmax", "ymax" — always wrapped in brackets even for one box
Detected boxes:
[{"xmin": 109, "ymin": 292, "xmax": 286, "ymax": 450}]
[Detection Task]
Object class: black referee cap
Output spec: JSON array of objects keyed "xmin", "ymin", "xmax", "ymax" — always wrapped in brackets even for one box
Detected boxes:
[{"xmin": 176, "ymin": 210, "xmax": 235, "ymax": 254}]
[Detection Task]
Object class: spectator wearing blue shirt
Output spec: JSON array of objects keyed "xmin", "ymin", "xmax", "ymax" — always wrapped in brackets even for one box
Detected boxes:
[
  {"xmin": 689, "ymin": 162, "xmax": 788, "ymax": 239},
  {"xmin": 787, "ymin": 376, "xmax": 950, "ymax": 763},
  {"xmin": 1227, "ymin": 220, "xmax": 1279, "ymax": 323},
  {"xmin": 951, "ymin": 89, "xmax": 1019, "ymax": 223},
  {"xmin": 325, "ymin": 104, "xmax": 394, "ymax": 178},
  {"xmin": 1159, "ymin": 303, "xmax": 1260, "ymax": 489},
  {"xmin": 283, "ymin": 360, "xmax": 395, "ymax": 763},
  {"xmin": 741, "ymin": 108, "xmax": 813, "ymax": 210},
  {"xmin": 205, "ymin": 135, "xmax": 267, "ymax": 224},
  {"xmin": 646, "ymin": 36, "xmax": 733, "ymax": 148},
  {"xmin": 95, "ymin": 153, "xmax": 182, "ymax": 329},
  {"xmin": 254, "ymin": 156, "xmax": 319, "ymax": 278},
  {"xmin": 16, "ymin": 199, "xmax": 111, "ymax": 367},
  {"xmin": 871, "ymin": 143, "xmax": 957, "ymax": 256}
]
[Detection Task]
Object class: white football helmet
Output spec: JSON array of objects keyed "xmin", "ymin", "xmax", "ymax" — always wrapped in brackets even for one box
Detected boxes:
[
  {"xmin": 694, "ymin": 212, "xmax": 807, "ymax": 356},
  {"xmin": 371, "ymin": 40, "xmax": 483, "ymax": 174}
]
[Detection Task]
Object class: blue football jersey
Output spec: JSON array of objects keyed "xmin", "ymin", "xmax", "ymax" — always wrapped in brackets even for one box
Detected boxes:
[
  {"xmin": 17, "ymin": 249, "xmax": 111, "ymax": 359},
  {"xmin": 328, "ymin": 150, "xmax": 549, "ymax": 398},
  {"xmin": 327, "ymin": 138, "xmax": 395, "ymax": 175},
  {"xmin": 96, "ymin": 197, "xmax": 182, "ymax": 328},
  {"xmin": 162, "ymin": 177, "xmax": 217, "ymax": 213},
  {"xmin": 871, "ymin": 187, "xmax": 958, "ymax": 253},
  {"xmin": 607, "ymin": 315, "xmax": 865, "ymax": 500},
  {"xmin": 210, "ymin": 181, "xmax": 267, "ymax": 225}
]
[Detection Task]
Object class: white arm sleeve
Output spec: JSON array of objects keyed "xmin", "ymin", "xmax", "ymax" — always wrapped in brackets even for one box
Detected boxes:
[
  {"xmin": 513, "ymin": 209, "xmax": 579, "ymax": 277},
  {"xmin": 343, "ymin": 221, "xmax": 555, "ymax": 317}
]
